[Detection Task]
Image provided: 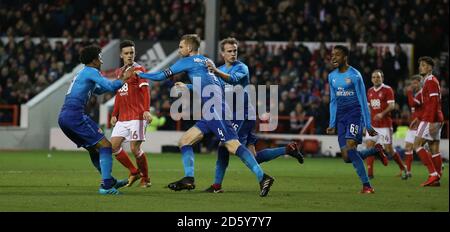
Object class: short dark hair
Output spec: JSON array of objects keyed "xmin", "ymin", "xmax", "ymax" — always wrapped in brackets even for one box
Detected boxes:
[
  {"xmin": 180, "ymin": 34, "xmax": 201, "ymax": 51},
  {"xmin": 80, "ymin": 45, "xmax": 101, "ymax": 64},
  {"xmin": 418, "ymin": 56, "xmax": 434, "ymax": 67},
  {"xmin": 334, "ymin": 45, "xmax": 349, "ymax": 57},
  {"xmin": 372, "ymin": 69, "xmax": 384, "ymax": 78},
  {"xmin": 220, "ymin": 37, "xmax": 239, "ymax": 51},
  {"xmin": 120, "ymin": 40, "xmax": 135, "ymax": 50},
  {"xmin": 411, "ymin": 74, "xmax": 422, "ymax": 81}
]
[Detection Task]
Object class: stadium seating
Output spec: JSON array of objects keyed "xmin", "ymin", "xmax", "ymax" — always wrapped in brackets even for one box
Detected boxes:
[{"xmin": 0, "ymin": 0, "xmax": 447, "ymax": 135}]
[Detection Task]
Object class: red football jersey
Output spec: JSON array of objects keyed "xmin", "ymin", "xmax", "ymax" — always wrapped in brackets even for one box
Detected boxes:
[
  {"xmin": 407, "ymin": 89, "xmax": 423, "ymax": 121},
  {"xmin": 367, "ymin": 84, "xmax": 395, "ymax": 128},
  {"xmin": 111, "ymin": 62, "xmax": 150, "ymax": 121},
  {"xmin": 421, "ymin": 74, "xmax": 444, "ymax": 122}
]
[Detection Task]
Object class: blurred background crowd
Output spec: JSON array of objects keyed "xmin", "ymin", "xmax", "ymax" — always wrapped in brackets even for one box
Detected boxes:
[{"xmin": 1, "ymin": 0, "xmax": 448, "ymax": 136}]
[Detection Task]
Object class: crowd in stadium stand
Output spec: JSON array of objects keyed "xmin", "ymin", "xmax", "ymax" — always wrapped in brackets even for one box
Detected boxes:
[
  {"xmin": 0, "ymin": 36, "xmax": 99, "ymax": 105},
  {"xmin": 0, "ymin": 0, "xmax": 448, "ymax": 135}
]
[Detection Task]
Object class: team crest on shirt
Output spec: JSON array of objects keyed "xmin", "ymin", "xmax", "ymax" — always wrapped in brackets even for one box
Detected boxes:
[
  {"xmin": 378, "ymin": 93, "xmax": 382, "ymax": 98},
  {"xmin": 345, "ymin": 78, "xmax": 352, "ymax": 84}
]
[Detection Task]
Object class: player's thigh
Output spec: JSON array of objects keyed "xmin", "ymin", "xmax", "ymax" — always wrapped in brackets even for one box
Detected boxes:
[
  {"xmin": 127, "ymin": 120, "xmax": 147, "ymax": 142},
  {"xmin": 130, "ymin": 140, "xmax": 143, "ymax": 155},
  {"xmin": 59, "ymin": 113, "xmax": 104, "ymax": 148},
  {"xmin": 343, "ymin": 116, "xmax": 363, "ymax": 146},
  {"xmin": 246, "ymin": 131, "xmax": 258, "ymax": 148},
  {"xmin": 234, "ymin": 120, "xmax": 253, "ymax": 145},
  {"xmin": 111, "ymin": 121, "xmax": 130, "ymax": 139},
  {"xmin": 179, "ymin": 126, "xmax": 204, "ymax": 147},
  {"xmin": 413, "ymin": 134, "xmax": 427, "ymax": 150},
  {"xmin": 110, "ymin": 136, "xmax": 125, "ymax": 152},
  {"xmin": 405, "ymin": 129, "xmax": 417, "ymax": 145},
  {"xmin": 405, "ymin": 142, "xmax": 414, "ymax": 152},
  {"xmin": 365, "ymin": 139, "xmax": 376, "ymax": 148},
  {"xmin": 207, "ymin": 120, "xmax": 239, "ymax": 144},
  {"xmin": 345, "ymin": 139, "xmax": 358, "ymax": 150},
  {"xmin": 224, "ymin": 139, "xmax": 242, "ymax": 154},
  {"xmin": 383, "ymin": 143, "xmax": 394, "ymax": 154},
  {"xmin": 365, "ymin": 128, "xmax": 379, "ymax": 144},
  {"xmin": 416, "ymin": 121, "xmax": 442, "ymax": 141},
  {"xmin": 428, "ymin": 140, "xmax": 440, "ymax": 154},
  {"xmin": 78, "ymin": 115, "xmax": 107, "ymax": 148},
  {"xmin": 378, "ymin": 127, "xmax": 393, "ymax": 145}
]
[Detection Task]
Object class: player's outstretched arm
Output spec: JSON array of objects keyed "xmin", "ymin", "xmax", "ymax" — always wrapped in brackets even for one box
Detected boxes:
[
  {"xmin": 90, "ymin": 71, "xmax": 124, "ymax": 93},
  {"xmin": 138, "ymin": 58, "xmax": 192, "ymax": 81},
  {"xmin": 137, "ymin": 70, "xmax": 167, "ymax": 81}
]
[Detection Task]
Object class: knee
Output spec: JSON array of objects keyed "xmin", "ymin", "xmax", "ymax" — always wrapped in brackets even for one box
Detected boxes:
[
  {"xmin": 341, "ymin": 152, "xmax": 351, "ymax": 163},
  {"xmin": 178, "ymin": 136, "xmax": 190, "ymax": 148},
  {"xmin": 111, "ymin": 145, "xmax": 121, "ymax": 153},
  {"xmin": 225, "ymin": 141, "xmax": 240, "ymax": 154},
  {"xmin": 130, "ymin": 145, "xmax": 140, "ymax": 156},
  {"xmin": 413, "ymin": 142, "xmax": 421, "ymax": 151},
  {"xmin": 101, "ymin": 140, "xmax": 112, "ymax": 148},
  {"xmin": 342, "ymin": 156, "xmax": 352, "ymax": 163}
]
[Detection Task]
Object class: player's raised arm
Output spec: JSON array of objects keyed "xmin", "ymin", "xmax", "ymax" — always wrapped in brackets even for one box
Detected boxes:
[{"xmin": 354, "ymin": 72, "xmax": 372, "ymax": 131}]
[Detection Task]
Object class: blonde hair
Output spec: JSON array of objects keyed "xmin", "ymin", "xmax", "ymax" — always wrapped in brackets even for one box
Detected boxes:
[{"xmin": 180, "ymin": 34, "xmax": 201, "ymax": 51}]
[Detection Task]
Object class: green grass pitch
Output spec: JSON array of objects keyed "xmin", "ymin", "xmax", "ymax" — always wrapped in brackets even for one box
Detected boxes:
[{"xmin": 0, "ymin": 150, "xmax": 447, "ymax": 212}]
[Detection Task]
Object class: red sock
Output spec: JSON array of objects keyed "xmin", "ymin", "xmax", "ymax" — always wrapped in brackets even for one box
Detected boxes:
[
  {"xmin": 432, "ymin": 153, "xmax": 442, "ymax": 177},
  {"xmin": 405, "ymin": 151, "xmax": 413, "ymax": 172},
  {"xmin": 366, "ymin": 156, "xmax": 375, "ymax": 176},
  {"xmin": 114, "ymin": 148, "xmax": 139, "ymax": 175},
  {"xmin": 136, "ymin": 151, "xmax": 149, "ymax": 180},
  {"xmin": 416, "ymin": 147, "xmax": 436, "ymax": 175},
  {"xmin": 392, "ymin": 152, "xmax": 406, "ymax": 171}
]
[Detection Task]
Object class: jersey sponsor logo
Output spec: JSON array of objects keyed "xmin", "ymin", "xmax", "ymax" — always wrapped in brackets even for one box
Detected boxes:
[
  {"xmin": 118, "ymin": 83, "xmax": 129, "ymax": 96},
  {"xmin": 336, "ymin": 87, "xmax": 355, "ymax": 97},
  {"xmin": 370, "ymin": 99, "xmax": 381, "ymax": 109},
  {"xmin": 193, "ymin": 57, "xmax": 205, "ymax": 63}
]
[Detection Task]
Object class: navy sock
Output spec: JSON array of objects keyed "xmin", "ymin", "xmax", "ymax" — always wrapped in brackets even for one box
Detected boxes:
[
  {"xmin": 358, "ymin": 147, "xmax": 378, "ymax": 160},
  {"xmin": 348, "ymin": 148, "xmax": 370, "ymax": 186},
  {"xmin": 255, "ymin": 147, "xmax": 286, "ymax": 164},
  {"xmin": 181, "ymin": 145, "xmax": 194, "ymax": 177},
  {"xmin": 235, "ymin": 145, "xmax": 264, "ymax": 182},
  {"xmin": 214, "ymin": 146, "xmax": 229, "ymax": 185},
  {"xmin": 99, "ymin": 147, "xmax": 113, "ymax": 188}
]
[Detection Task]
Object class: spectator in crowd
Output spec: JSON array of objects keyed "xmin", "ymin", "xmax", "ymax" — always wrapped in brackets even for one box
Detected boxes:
[{"xmin": 290, "ymin": 103, "xmax": 308, "ymax": 134}]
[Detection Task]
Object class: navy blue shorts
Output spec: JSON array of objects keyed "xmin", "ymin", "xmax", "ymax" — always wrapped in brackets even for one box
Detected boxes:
[
  {"xmin": 337, "ymin": 110, "xmax": 363, "ymax": 148},
  {"xmin": 195, "ymin": 119, "xmax": 238, "ymax": 142},
  {"xmin": 58, "ymin": 110, "xmax": 104, "ymax": 148},
  {"xmin": 232, "ymin": 120, "xmax": 258, "ymax": 145}
]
